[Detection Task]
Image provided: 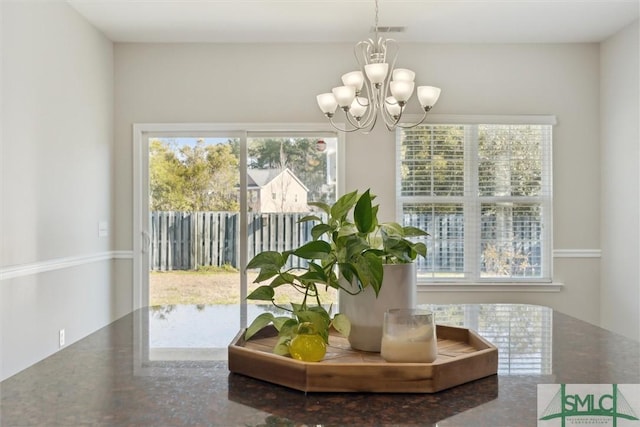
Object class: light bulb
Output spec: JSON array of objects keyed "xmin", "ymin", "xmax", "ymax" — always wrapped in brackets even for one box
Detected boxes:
[
  {"xmin": 316, "ymin": 93, "xmax": 338, "ymax": 115},
  {"xmin": 392, "ymin": 68, "xmax": 415, "ymax": 82},
  {"xmin": 349, "ymin": 97, "xmax": 369, "ymax": 119},
  {"xmin": 417, "ymin": 86, "xmax": 441, "ymax": 109},
  {"xmin": 390, "ymin": 81, "xmax": 415, "ymax": 103},
  {"xmin": 341, "ymin": 71, "xmax": 365, "ymax": 92},
  {"xmin": 364, "ymin": 63, "xmax": 389, "ymax": 85},
  {"xmin": 332, "ymin": 86, "xmax": 356, "ymax": 108}
]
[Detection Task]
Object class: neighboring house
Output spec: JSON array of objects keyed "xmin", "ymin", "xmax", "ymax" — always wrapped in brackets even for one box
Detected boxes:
[{"xmin": 247, "ymin": 168, "xmax": 309, "ymax": 212}]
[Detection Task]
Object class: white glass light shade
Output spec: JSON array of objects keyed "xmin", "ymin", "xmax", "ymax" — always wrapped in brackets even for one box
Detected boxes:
[
  {"xmin": 385, "ymin": 96, "xmax": 402, "ymax": 117},
  {"xmin": 417, "ymin": 86, "xmax": 442, "ymax": 108},
  {"xmin": 364, "ymin": 63, "xmax": 389, "ymax": 84},
  {"xmin": 317, "ymin": 93, "xmax": 338, "ymax": 114},
  {"xmin": 332, "ymin": 86, "xmax": 356, "ymax": 108},
  {"xmin": 390, "ymin": 81, "xmax": 415, "ymax": 103},
  {"xmin": 350, "ymin": 97, "xmax": 369, "ymax": 118},
  {"xmin": 341, "ymin": 71, "xmax": 365, "ymax": 91},
  {"xmin": 392, "ymin": 68, "xmax": 415, "ymax": 82}
]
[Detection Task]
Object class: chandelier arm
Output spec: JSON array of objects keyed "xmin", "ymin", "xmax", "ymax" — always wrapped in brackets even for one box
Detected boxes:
[
  {"xmin": 378, "ymin": 37, "xmax": 387, "ymax": 63},
  {"xmin": 344, "ymin": 111, "xmax": 366, "ymax": 129},
  {"xmin": 355, "ymin": 43, "xmax": 381, "ymax": 129},
  {"xmin": 352, "ymin": 78, "xmax": 377, "ymax": 129},
  {"xmin": 359, "ymin": 98, "xmax": 377, "ymax": 128},
  {"xmin": 379, "ymin": 98, "xmax": 403, "ymax": 128},
  {"xmin": 354, "ymin": 40, "xmax": 369, "ymax": 69},
  {"xmin": 380, "ymin": 39, "xmax": 400, "ymax": 87},
  {"xmin": 385, "ymin": 39, "xmax": 399, "ymax": 66},
  {"xmin": 326, "ymin": 116, "xmax": 365, "ymax": 133},
  {"xmin": 359, "ymin": 92, "xmax": 378, "ymax": 129},
  {"xmin": 382, "ymin": 38, "xmax": 399, "ymax": 97},
  {"xmin": 393, "ymin": 110, "xmax": 430, "ymax": 129},
  {"xmin": 359, "ymin": 111, "xmax": 378, "ymax": 134}
]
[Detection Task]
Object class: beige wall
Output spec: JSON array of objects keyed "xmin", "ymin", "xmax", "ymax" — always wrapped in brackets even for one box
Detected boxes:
[
  {"xmin": 600, "ymin": 20, "xmax": 640, "ymax": 341},
  {"xmin": 1, "ymin": 2, "xmax": 116, "ymax": 380},
  {"xmin": 115, "ymin": 42, "xmax": 605, "ymax": 328}
]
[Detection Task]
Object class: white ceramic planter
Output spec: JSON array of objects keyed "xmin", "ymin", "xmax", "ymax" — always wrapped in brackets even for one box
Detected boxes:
[{"xmin": 339, "ymin": 263, "xmax": 417, "ymax": 352}]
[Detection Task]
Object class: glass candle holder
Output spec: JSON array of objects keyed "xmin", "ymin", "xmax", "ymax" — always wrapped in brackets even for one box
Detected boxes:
[{"xmin": 381, "ymin": 308, "xmax": 437, "ymax": 363}]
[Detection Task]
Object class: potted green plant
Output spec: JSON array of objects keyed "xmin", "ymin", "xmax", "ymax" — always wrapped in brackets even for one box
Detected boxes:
[{"xmin": 244, "ymin": 188, "xmax": 428, "ymax": 359}]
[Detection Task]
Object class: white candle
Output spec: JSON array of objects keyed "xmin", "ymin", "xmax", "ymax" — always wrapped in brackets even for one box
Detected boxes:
[{"xmin": 381, "ymin": 324, "xmax": 438, "ymax": 363}]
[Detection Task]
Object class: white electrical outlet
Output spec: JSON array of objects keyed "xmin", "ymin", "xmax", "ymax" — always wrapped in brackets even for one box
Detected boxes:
[{"xmin": 59, "ymin": 329, "xmax": 65, "ymax": 347}]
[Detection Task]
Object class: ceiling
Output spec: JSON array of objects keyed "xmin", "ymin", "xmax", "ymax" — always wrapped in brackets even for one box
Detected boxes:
[{"xmin": 67, "ymin": 0, "xmax": 640, "ymax": 44}]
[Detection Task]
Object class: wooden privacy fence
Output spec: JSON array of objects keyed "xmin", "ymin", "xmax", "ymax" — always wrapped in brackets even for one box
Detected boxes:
[
  {"xmin": 150, "ymin": 211, "xmax": 321, "ymax": 271},
  {"xmin": 150, "ymin": 211, "xmax": 540, "ymax": 274}
]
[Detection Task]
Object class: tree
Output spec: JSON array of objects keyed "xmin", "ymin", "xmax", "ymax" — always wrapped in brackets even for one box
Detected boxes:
[
  {"xmin": 149, "ymin": 139, "xmax": 185, "ymax": 210},
  {"xmin": 206, "ymin": 143, "xmax": 240, "ymax": 211},
  {"xmin": 149, "ymin": 138, "xmax": 239, "ymax": 211}
]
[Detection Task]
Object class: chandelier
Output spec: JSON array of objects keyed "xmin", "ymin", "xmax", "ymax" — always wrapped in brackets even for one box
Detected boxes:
[{"xmin": 316, "ymin": 0, "xmax": 441, "ymax": 133}]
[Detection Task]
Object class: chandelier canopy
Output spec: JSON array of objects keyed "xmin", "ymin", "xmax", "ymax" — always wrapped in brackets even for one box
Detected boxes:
[{"xmin": 316, "ymin": 0, "xmax": 441, "ymax": 133}]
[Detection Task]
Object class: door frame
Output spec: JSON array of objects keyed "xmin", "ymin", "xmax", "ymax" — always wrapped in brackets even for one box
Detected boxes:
[{"xmin": 132, "ymin": 122, "xmax": 344, "ymax": 315}]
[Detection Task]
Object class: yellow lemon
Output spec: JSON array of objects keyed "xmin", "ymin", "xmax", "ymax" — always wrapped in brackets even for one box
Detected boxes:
[{"xmin": 289, "ymin": 333, "xmax": 327, "ymax": 362}]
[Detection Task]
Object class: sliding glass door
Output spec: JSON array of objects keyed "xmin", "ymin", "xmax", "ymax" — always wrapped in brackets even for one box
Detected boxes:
[{"xmin": 132, "ymin": 124, "xmax": 341, "ymax": 363}]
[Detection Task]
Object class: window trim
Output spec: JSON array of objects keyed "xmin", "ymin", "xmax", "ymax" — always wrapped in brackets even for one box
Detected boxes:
[
  {"xmin": 396, "ymin": 114, "xmax": 557, "ymax": 286},
  {"xmin": 406, "ymin": 114, "xmax": 558, "ymax": 126}
]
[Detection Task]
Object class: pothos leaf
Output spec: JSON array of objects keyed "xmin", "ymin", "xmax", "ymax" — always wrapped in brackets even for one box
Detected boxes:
[
  {"xmin": 273, "ymin": 335, "xmax": 291, "ymax": 356},
  {"xmin": 331, "ymin": 313, "xmax": 351, "ymax": 338},
  {"xmin": 246, "ymin": 251, "xmax": 284, "ymax": 270},
  {"xmin": 330, "ymin": 190, "xmax": 358, "ymax": 221},
  {"xmin": 307, "ymin": 201, "xmax": 331, "ymax": 216},
  {"xmin": 311, "ymin": 223, "xmax": 333, "ymax": 241},
  {"xmin": 254, "ymin": 268, "xmax": 280, "ymax": 283},
  {"xmin": 297, "ymin": 214, "xmax": 323, "ymax": 224},
  {"xmin": 244, "ymin": 312, "xmax": 274, "ymax": 340},
  {"xmin": 402, "ymin": 225, "xmax": 429, "ymax": 237},
  {"xmin": 295, "ymin": 309, "xmax": 331, "ymax": 343},
  {"xmin": 292, "ymin": 240, "xmax": 331, "ymax": 260},
  {"xmin": 269, "ymin": 272, "xmax": 297, "ymax": 288},
  {"xmin": 275, "ymin": 317, "xmax": 298, "ymax": 335},
  {"xmin": 380, "ymin": 222, "xmax": 404, "ymax": 237},
  {"xmin": 412, "ymin": 242, "xmax": 427, "ymax": 257},
  {"xmin": 354, "ymin": 189, "xmax": 373, "ymax": 233},
  {"xmin": 246, "ymin": 285, "xmax": 274, "ymax": 301}
]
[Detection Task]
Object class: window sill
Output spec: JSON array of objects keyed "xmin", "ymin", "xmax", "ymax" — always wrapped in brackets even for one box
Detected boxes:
[{"xmin": 417, "ymin": 282, "xmax": 564, "ymax": 292}]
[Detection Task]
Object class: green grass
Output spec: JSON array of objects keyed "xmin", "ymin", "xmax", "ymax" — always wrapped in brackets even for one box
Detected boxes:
[{"xmin": 149, "ymin": 270, "xmax": 338, "ymax": 307}]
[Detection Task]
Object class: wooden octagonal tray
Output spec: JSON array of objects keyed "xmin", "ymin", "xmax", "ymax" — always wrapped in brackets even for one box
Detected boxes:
[{"xmin": 228, "ymin": 324, "xmax": 498, "ymax": 393}]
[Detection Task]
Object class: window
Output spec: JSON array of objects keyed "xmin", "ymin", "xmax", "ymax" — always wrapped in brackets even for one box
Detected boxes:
[{"xmin": 397, "ymin": 116, "xmax": 554, "ymax": 282}]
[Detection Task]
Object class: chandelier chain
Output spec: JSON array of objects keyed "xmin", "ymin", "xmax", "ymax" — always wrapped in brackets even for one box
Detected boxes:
[{"xmin": 374, "ymin": 0, "xmax": 379, "ymax": 41}]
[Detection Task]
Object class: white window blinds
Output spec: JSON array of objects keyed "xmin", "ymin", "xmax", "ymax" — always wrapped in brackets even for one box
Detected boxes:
[{"xmin": 396, "ymin": 116, "xmax": 554, "ymax": 282}]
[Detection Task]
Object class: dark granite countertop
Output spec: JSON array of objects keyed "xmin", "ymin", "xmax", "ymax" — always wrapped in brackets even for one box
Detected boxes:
[{"xmin": 1, "ymin": 304, "xmax": 638, "ymax": 426}]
